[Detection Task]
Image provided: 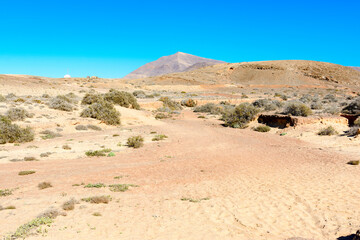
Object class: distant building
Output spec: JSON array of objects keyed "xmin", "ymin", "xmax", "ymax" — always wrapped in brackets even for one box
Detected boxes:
[{"xmin": 64, "ymin": 74, "xmax": 71, "ymax": 78}]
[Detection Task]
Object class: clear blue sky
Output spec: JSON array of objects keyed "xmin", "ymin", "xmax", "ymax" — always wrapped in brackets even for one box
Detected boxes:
[{"xmin": 0, "ymin": 0, "xmax": 359, "ymax": 78}]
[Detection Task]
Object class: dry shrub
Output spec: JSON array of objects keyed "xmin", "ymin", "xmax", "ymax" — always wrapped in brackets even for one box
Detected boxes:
[
  {"xmin": 82, "ymin": 195, "xmax": 110, "ymax": 204},
  {"xmin": 342, "ymin": 97, "xmax": 360, "ymax": 114},
  {"xmin": 283, "ymin": 102, "xmax": 312, "ymax": 117},
  {"xmin": 40, "ymin": 130, "xmax": 61, "ymax": 139},
  {"xmin": 104, "ymin": 89, "xmax": 140, "ymax": 109},
  {"xmin": 0, "ymin": 116, "xmax": 34, "ymax": 144},
  {"xmin": 37, "ymin": 209, "xmax": 60, "ymax": 219},
  {"xmin": 159, "ymin": 97, "xmax": 182, "ymax": 111},
  {"xmin": 6, "ymin": 108, "xmax": 34, "ymax": 121},
  {"xmin": 38, "ymin": 182, "xmax": 52, "ymax": 190},
  {"xmin": 87, "ymin": 124, "xmax": 102, "ymax": 131},
  {"xmin": 62, "ymin": 198, "xmax": 77, "ymax": 211},
  {"xmin": 81, "ymin": 93, "xmax": 104, "ymax": 105},
  {"xmin": 181, "ymin": 99, "xmax": 197, "ymax": 107},
  {"xmin": 18, "ymin": 170, "xmax": 36, "ymax": 176},
  {"xmin": 194, "ymin": 103, "xmax": 222, "ymax": 114},
  {"xmin": 49, "ymin": 95, "xmax": 74, "ymax": 111},
  {"xmin": 81, "ymin": 100, "xmax": 121, "ymax": 125},
  {"xmin": 317, "ymin": 126, "xmax": 338, "ymax": 136},
  {"xmin": 75, "ymin": 125, "xmax": 88, "ymax": 131},
  {"xmin": 127, "ymin": 136, "xmax": 144, "ymax": 148},
  {"xmin": 254, "ymin": 125, "xmax": 271, "ymax": 132},
  {"xmin": 221, "ymin": 103, "xmax": 260, "ymax": 128}
]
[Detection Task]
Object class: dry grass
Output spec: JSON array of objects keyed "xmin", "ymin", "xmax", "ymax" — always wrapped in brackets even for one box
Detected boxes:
[{"xmin": 81, "ymin": 195, "xmax": 111, "ymax": 204}]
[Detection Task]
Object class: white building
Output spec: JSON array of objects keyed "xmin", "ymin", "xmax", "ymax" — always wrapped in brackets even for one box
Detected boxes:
[{"xmin": 64, "ymin": 74, "xmax": 71, "ymax": 78}]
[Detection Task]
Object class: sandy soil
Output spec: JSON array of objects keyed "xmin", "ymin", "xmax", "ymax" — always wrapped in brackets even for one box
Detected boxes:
[{"xmin": 1, "ymin": 110, "xmax": 359, "ymax": 240}]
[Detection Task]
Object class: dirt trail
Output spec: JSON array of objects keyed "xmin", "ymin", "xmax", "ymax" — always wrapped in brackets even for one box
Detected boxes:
[{"xmin": 1, "ymin": 111, "xmax": 359, "ymax": 240}]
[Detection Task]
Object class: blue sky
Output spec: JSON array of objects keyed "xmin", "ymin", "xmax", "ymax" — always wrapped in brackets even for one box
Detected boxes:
[{"xmin": 0, "ymin": 0, "xmax": 359, "ymax": 78}]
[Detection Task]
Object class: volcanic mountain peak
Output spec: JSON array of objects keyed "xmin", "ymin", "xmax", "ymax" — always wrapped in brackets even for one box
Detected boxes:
[{"xmin": 123, "ymin": 52, "xmax": 225, "ymax": 79}]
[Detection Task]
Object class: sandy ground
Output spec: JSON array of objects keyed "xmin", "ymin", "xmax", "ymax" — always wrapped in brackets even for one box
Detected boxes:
[{"xmin": 1, "ymin": 110, "xmax": 359, "ymax": 240}]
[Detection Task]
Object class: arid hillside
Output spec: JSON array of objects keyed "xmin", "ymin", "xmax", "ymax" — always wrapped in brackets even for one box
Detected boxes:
[{"xmin": 127, "ymin": 60, "xmax": 360, "ymax": 88}]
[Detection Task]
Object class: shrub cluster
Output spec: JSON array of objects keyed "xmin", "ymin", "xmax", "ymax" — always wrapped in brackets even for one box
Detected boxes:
[
  {"xmin": 49, "ymin": 95, "xmax": 74, "ymax": 111},
  {"xmin": 0, "ymin": 115, "xmax": 34, "ymax": 144},
  {"xmin": 283, "ymin": 102, "xmax": 312, "ymax": 117},
  {"xmin": 221, "ymin": 103, "xmax": 260, "ymax": 128},
  {"xmin": 159, "ymin": 97, "xmax": 182, "ymax": 111},
  {"xmin": 194, "ymin": 103, "xmax": 223, "ymax": 115},
  {"xmin": 317, "ymin": 126, "xmax": 338, "ymax": 136},
  {"xmin": 81, "ymin": 100, "xmax": 121, "ymax": 125},
  {"xmin": 6, "ymin": 108, "xmax": 34, "ymax": 121},
  {"xmin": 127, "ymin": 136, "xmax": 144, "ymax": 148},
  {"xmin": 342, "ymin": 97, "xmax": 360, "ymax": 114},
  {"xmin": 104, "ymin": 89, "xmax": 140, "ymax": 109}
]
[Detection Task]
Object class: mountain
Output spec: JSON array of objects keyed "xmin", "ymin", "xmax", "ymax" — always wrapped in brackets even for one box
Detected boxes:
[
  {"xmin": 351, "ymin": 67, "xmax": 360, "ymax": 72},
  {"xmin": 123, "ymin": 52, "xmax": 226, "ymax": 79}
]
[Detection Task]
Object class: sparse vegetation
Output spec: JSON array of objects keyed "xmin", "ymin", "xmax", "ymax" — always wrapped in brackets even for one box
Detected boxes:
[
  {"xmin": 221, "ymin": 103, "xmax": 260, "ymax": 128},
  {"xmin": 84, "ymin": 183, "xmax": 106, "ymax": 188},
  {"xmin": 75, "ymin": 125, "xmax": 88, "ymax": 131},
  {"xmin": 108, "ymin": 184, "xmax": 138, "ymax": 192},
  {"xmin": 0, "ymin": 189, "xmax": 13, "ymax": 197},
  {"xmin": 24, "ymin": 156, "xmax": 38, "ymax": 161},
  {"xmin": 127, "ymin": 136, "xmax": 144, "ymax": 148},
  {"xmin": 38, "ymin": 182, "xmax": 52, "ymax": 190},
  {"xmin": 6, "ymin": 108, "xmax": 33, "ymax": 121},
  {"xmin": 62, "ymin": 198, "xmax": 77, "ymax": 211},
  {"xmin": 18, "ymin": 170, "xmax": 36, "ymax": 176},
  {"xmin": 40, "ymin": 130, "xmax": 62, "ymax": 139},
  {"xmin": 81, "ymin": 92, "xmax": 104, "ymax": 105},
  {"xmin": 342, "ymin": 97, "xmax": 360, "ymax": 114},
  {"xmin": 155, "ymin": 112, "xmax": 170, "ymax": 119},
  {"xmin": 92, "ymin": 212, "xmax": 102, "ymax": 216},
  {"xmin": 81, "ymin": 195, "xmax": 111, "ymax": 204},
  {"xmin": 181, "ymin": 197, "xmax": 210, "ymax": 203},
  {"xmin": 85, "ymin": 148, "xmax": 111, "ymax": 157},
  {"xmin": 158, "ymin": 97, "xmax": 182, "ymax": 111},
  {"xmin": 8, "ymin": 217, "xmax": 53, "ymax": 239},
  {"xmin": 87, "ymin": 124, "xmax": 102, "ymax": 131},
  {"xmin": 152, "ymin": 134, "xmax": 168, "ymax": 141},
  {"xmin": 347, "ymin": 160, "xmax": 359, "ymax": 165},
  {"xmin": 194, "ymin": 103, "xmax": 222, "ymax": 114},
  {"xmin": 317, "ymin": 126, "xmax": 338, "ymax": 136},
  {"xmin": 283, "ymin": 102, "xmax": 312, "ymax": 117},
  {"xmin": 254, "ymin": 125, "xmax": 271, "ymax": 132}
]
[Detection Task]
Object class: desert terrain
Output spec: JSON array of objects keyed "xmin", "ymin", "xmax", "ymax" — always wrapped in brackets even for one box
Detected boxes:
[{"xmin": 1, "ymin": 59, "xmax": 360, "ymax": 240}]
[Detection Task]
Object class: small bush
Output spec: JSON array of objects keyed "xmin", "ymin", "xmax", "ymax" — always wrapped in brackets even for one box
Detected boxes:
[
  {"xmin": 0, "ymin": 189, "xmax": 12, "ymax": 197},
  {"xmin": 0, "ymin": 94, "xmax": 6, "ymax": 102},
  {"xmin": 133, "ymin": 90, "xmax": 146, "ymax": 98},
  {"xmin": 181, "ymin": 99, "xmax": 197, "ymax": 107},
  {"xmin": 9, "ymin": 217, "xmax": 53, "ymax": 239},
  {"xmin": 81, "ymin": 93, "xmax": 104, "ymax": 105},
  {"xmin": 62, "ymin": 144, "xmax": 71, "ymax": 150},
  {"xmin": 323, "ymin": 107, "xmax": 340, "ymax": 115},
  {"xmin": 84, "ymin": 183, "xmax": 106, "ymax": 188},
  {"xmin": 323, "ymin": 94, "xmax": 338, "ymax": 103},
  {"xmin": 87, "ymin": 124, "xmax": 102, "ymax": 131},
  {"xmin": 159, "ymin": 97, "xmax": 182, "ymax": 111},
  {"xmin": 194, "ymin": 103, "xmax": 222, "ymax": 114},
  {"xmin": 24, "ymin": 157, "xmax": 38, "ymax": 161},
  {"xmin": 37, "ymin": 209, "xmax": 60, "ymax": 219},
  {"xmin": 92, "ymin": 212, "xmax": 102, "ymax": 216},
  {"xmin": 283, "ymin": 103, "xmax": 312, "ymax": 117},
  {"xmin": 155, "ymin": 112, "xmax": 170, "ymax": 119},
  {"xmin": 317, "ymin": 126, "xmax": 338, "ymax": 136},
  {"xmin": 311, "ymin": 101, "xmax": 323, "ymax": 110},
  {"xmin": 0, "ymin": 119, "xmax": 34, "ymax": 144},
  {"xmin": 254, "ymin": 125, "xmax": 271, "ymax": 132},
  {"xmin": 274, "ymin": 93, "xmax": 288, "ymax": 100},
  {"xmin": 18, "ymin": 170, "xmax": 36, "ymax": 176},
  {"xmin": 40, "ymin": 130, "xmax": 61, "ymax": 139},
  {"xmin": 127, "ymin": 136, "xmax": 144, "ymax": 148},
  {"xmin": 221, "ymin": 103, "xmax": 260, "ymax": 128},
  {"xmin": 81, "ymin": 100, "xmax": 121, "ymax": 125},
  {"xmin": 62, "ymin": 198, "xmax": 77, "ymax": 211},
  {"xmin": 75, "ymin": 125, "xmax": 88, "ymax": 131},
  {"xmin": 108, "ymin": 184, "xmax": 138, "ymax": 192},
  {"xmin": 49, "ymin": 95, "xmax": 74, "ymax": 111},
  {"xmin": 6, "ymin": 108, "xmax": 33, "ymax": 121},
  {"xmin": 347, "ymin": 160, "xmax": 359, "ymax": 165},
  {"xmin": 81, "ymin": 195, "xmax": 110, "ymax": 204},
  {"xmin": 38, "ymin": 182, "xmax": 52, "ymax": 190},
  {"xmin": 104, "ymin": 89, "xmax": 140, "ymax": 109},
  {"xmin": 152, "ymin": 134, "xmax": 168, "ymax": 141},
  {"xmin": 342, "ymin": 97, "xmax": 360, "ymax": 114},
  {"xmin": 85, "ymin": 148, "xmax": 111, "ymax": 157}
]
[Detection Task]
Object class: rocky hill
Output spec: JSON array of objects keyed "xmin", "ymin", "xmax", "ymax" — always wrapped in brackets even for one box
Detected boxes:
[{"xmin": 123, "ymin": 52, "xmax": 225, "ymax": 79}]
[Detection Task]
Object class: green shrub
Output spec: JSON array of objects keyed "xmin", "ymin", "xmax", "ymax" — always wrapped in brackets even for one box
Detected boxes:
[
  {"xmin": 0, "ymin": 189, "xmax": 12, "ymax": 197},
  {"xmin": 254, "ymin": 125, "xmax": 271, "ymax": 132},
  {"xmin": 283, "ymin": 103, "xmax": 312, "ymax": 117},
  {"xmin": 181, "ymin": 99, "xmax": 197, "ymax": 107},
  {"xmin": 127, "ymin": 136, "xmax": 144, "ymax": 148},
  {"xmin": 85, "ymin": 149, "xmax": 111, "ymax": 157},
  {"xmin": 49, "ymin": 95, "xmax": 74, "ymax": 111},
  {"xmin": 81, "ymin": 100, "xmax": 121, "ymax": 125},
  {"xmin": 9, "ymin": 217, "xmax": 53, "ymax": 239},
  {"xmin": 104, "ymin": 89, "xmax": 140, "ymax": 109},
  {"xmin": 221, "ymin": 103, "xmax": 260, "ymax": 128},
  {"xmin": 6, "ymin": 108, "xmax": 33, "ymax": 121},
  {"xmin": 84, "ymin": 183, "xmax": 106, "ymax": 188},
  {"xmin": 0, "ymin": 119, "xmax": 34, "ymax": 144},
  {"xmin": 347, "ymin": 160, "xmax": 359, "ymax": 165},
  {"xmin": 317, "ymin": 126, "xmax": 338, "ymax": 136}
]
